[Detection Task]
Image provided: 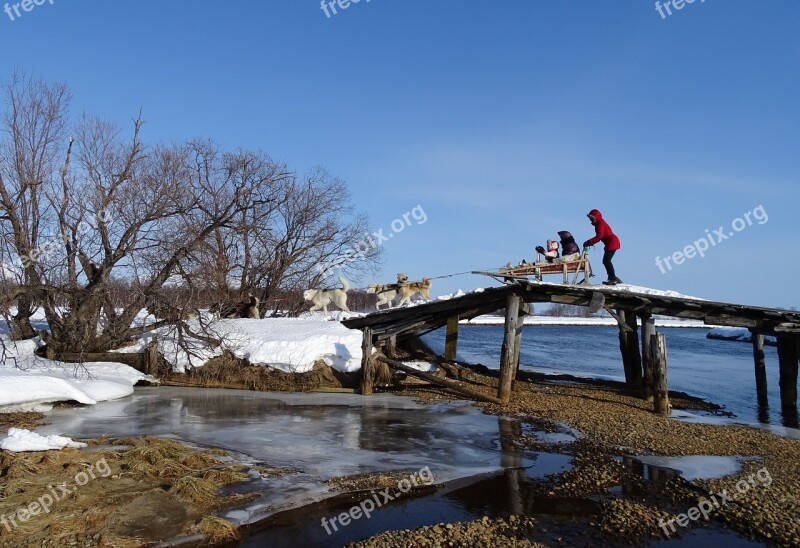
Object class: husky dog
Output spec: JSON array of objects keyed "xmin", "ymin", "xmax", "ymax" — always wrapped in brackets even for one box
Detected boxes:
[
  {"xmin": 210, "ymin": 294, "xmax": 261, "ymax": 319},
  {"xmin": 146, "ymin": 302, "xmax": 197, "ymax": 321},
  {"xmin": 367, "ymin": 283, "xmax": 399, "ymax": 310},
  {"xmin": 396, "ymin": 273, "xmax": 432, "ymax": 307},
  {"xmin": 304, "ymin": 276, "xmax": 350, "ymax": 313}
]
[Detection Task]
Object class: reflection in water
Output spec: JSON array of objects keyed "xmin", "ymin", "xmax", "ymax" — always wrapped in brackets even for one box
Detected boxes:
[{"xmin": 781, "ymin": 407, "xmax": 799, "ymax": 429}]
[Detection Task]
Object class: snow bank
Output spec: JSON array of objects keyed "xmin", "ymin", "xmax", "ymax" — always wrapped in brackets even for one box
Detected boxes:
[
  {"xmin": 0, "ymin": 428, "xmax": 87, "ymax": 452},
  {"xmin": 0, "ymin": 337, "xmax": 152, "ymax": 412},
  {"xmin": 707, "ymin": 327, "xmax": 777, "ymax": 345},
  {"xmin": 158, "ymin": 317, "xmax": 364, "ymax": 374}
]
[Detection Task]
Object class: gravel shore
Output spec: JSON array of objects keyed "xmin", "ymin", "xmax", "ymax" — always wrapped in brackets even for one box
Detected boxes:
[{"xmin": 362, "ymin": 370, "xmax": 800, "ymax": 547}]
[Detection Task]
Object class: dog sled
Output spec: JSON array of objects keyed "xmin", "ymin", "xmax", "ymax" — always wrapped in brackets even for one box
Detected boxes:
[{"xmin": 476, "ymin": 251, "xmax": 593, "ymax": 285}]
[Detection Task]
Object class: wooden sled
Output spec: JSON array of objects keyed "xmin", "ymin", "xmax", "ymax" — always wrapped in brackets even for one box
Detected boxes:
[{"xmin": 478, "ymin": 252, "xmax": 593, "ymax": 285}]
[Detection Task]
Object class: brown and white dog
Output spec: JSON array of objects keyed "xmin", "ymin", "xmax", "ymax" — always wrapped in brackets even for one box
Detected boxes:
[
  {"xmin": 210, "ymin": 294, "xmax": 261, "ymax": 319},
  {"xmin": 304, "ymin": 276, "xmax": 350, "ymax": 313},
  {"xmin": 367, "ymin": 283, "xmax": 399, "ymax": 310},
  {"xmin": 396, "ymin": 273, "xmax": 432, "ymax": 307}
]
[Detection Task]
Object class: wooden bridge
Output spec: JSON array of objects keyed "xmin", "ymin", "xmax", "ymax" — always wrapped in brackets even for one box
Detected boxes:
[{"xmin": 343, "ymin": 281, "xmax": 800, "ymax": 421}]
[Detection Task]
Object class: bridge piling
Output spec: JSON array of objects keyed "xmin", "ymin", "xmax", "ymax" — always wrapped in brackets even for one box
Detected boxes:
[
  {"xmin": 498, "ymin": 293, "xmax": 522, "ymax": 403},
  {"xmin": 650, "ymin": 333, "xmax": 670, "ymax": 415},
  {"xmin": 445, "ymin": 316, "xmax": 459, "ymax": 361},
  {"xmin": 641, "ymin": 314, "xmax": 655, "ymax": 401},
  {"xmin": 751, "ymin": 331, "xmax": 768, "ymax": 406},
  {"xmin": 777, "ymin": 336, "xmax": 799, "ymax": 412}
]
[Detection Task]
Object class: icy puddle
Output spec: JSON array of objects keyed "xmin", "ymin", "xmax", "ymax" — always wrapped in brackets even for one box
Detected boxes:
[
  {"xmin": 244, "ymin": 458, "xmax": 764, "ymax": 547},
  {"xmin": 38, "ymin": 387, "xmax": 549, "ymax": 523}
]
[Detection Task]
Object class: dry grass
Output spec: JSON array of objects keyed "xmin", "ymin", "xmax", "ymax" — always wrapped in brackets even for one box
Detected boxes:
[
  {"xmin": 172, "ymin": 475, "xmax": 217, "ymax": 504},
  {"xmin": 161, "ymin": 351, "xmax": 357, "ymax": 392},
  {"xmin": 197, "ymin": 516, "xmax": 241, "ymax": 544},
  {"xmin": 0, "ymin": 411, "xmax": 46, "ymax": 430},
  {"xmin": 0, "ymin": 436, "xmax": 290, "ymax": 547}
]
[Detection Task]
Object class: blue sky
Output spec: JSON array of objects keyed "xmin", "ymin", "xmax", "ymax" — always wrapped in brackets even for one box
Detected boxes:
[{"xmin": 1, "ymin": 0, "xmax": 798, "ymax": 308}]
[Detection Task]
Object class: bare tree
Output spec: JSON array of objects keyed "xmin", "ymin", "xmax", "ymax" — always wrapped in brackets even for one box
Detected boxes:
[
  {"xmin": 0, "ymin": 72, "xmax": 70, "ymax": 339},
  {"xmin": 1, "ymin": 73, "xmax": 377, "ymax": 356},
  {"xmin": 186, "ymin": 166, "xmax": 379, "ymax": 316}
]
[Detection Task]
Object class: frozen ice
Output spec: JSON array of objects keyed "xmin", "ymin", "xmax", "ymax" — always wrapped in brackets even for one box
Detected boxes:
[{"xmin": 38, "ymin": 387, "xmax": 525, "ymax": 524}]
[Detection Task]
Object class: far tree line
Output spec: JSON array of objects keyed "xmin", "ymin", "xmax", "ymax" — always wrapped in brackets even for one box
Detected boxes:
[{"xmin": 0, "ymin": 72, "xmax": 380, "ymax": 354}]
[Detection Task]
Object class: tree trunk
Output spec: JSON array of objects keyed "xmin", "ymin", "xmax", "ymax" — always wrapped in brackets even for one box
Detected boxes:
[{"xmin": 11, "ymin": 295, "xmax": 37, "ymax": 340}]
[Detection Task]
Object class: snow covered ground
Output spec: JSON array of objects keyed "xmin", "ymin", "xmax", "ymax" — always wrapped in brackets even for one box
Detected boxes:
[
  {"xmin": 0, "ymin": 337, "xmax": 153, "ymax": 412},
  {"xmin": 148, "ymin": 316, "xmax": 364, "ymax": 373},
  {"xmin": 0, "ymin": 309, "xmax": 370, "ymax": 416}
]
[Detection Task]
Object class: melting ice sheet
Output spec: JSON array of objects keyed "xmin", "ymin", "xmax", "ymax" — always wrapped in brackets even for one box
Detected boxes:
[
  {"xmin": 38, "ymin": 388, "xmax": 529, "ymax": 523},
  {"xmin": 671, "ymin": 409, "xmax": 800, "ymax": 440},
  {"xmin": 632, "ymin": 455, "xmax": 755, "ymax": 481}
]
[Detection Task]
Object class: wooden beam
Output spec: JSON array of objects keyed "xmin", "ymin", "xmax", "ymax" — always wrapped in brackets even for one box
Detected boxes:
[
  {"xmin": 777, "ymin": 336, "xmax": 799, "ymax": 412},
  {"xmin": 650, "ymin": 333, "xmax": 670, "ymax": 415},
  {"xmin": 385, "ymin": 334, "xmax": 398, "ymax": 359},
  {"xmin": 704, "ymin": 316, "xmax": 759, "ymax": 328},
  {"xmin": 445, "ymin": 316, "xmax": 459, "ymax": 361},
  {"xmin": 550, "ymin": 294, "xmax": 589, "ymax": 306},
  {"xmin": 498, "ymin": 293, "xmax": 521, "ymax": 404},
  {"xmin": 750, "ymin": 331, "xmax": 768, "ymax": 406},
  {"xmin": 378, "ymin": 356, "xmax": 503, "ymax": 404},
  {"xmin": 589, "ymin": 292, "xmax": 605, "ymax": 314},
  {"xmin": 641, "ymin": 314, "xmax": 655, "ymax": 402},
  {"xmin": 775, "ymin": 323, "xmax": 800, "ymax": 335},
  {"xmin": 617, "ymin": 309, "xmax": 632, "ymax": 385},
  {"xmin": 511, "ymin": 302, "xmax": 532, "ymax": 385},
  {"xmin": 625, "ymin": 311, "xmax": 642, "ymax": 387},
  {"xmin": 360, "ymin": 328, "xmax": 375, "ymax": 396},
  {"xmin": 606, "ymin": 306, "xmax": 633, "ymax": 332}
]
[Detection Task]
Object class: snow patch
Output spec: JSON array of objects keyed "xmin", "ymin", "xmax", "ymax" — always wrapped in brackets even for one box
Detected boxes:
[
  {"xmin": 0, "ymin": 337, "xmax": 153, "ymax": 411},
  {"xmin": 156, "ymin": 318, "xmax": 364, "ymax": 373},
  {"xmin": 0, "ymin": 427, "xmax": 87, "ymax": 452}
]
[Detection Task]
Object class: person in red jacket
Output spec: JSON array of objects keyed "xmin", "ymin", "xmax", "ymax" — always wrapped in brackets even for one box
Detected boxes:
[{"xmin": 582, "ymin": 209, "xmax": 622, "ymax": 285}]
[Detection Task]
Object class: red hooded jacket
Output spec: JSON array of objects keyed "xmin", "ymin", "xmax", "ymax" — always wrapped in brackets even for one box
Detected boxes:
[{"xmin": 584, "ymin": 209, "xmax": 620, "ymax": 251}]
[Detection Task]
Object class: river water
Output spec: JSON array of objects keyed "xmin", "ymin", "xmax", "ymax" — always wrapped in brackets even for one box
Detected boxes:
[{"xmin": 422, "ymin": 325, "xmax": 799, "ymax": 429}]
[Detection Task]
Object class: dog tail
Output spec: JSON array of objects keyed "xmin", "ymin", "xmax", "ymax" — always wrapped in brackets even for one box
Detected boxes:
[{"xmin": 339, "ymin": 276, "xmax": 350, "ymax": 292}]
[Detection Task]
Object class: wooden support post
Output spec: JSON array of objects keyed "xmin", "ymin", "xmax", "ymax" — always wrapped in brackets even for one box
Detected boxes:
[
  {"xmin": 498, "ymin": 293, "xmax": 521, "ymax": 404},
  {"xmin": 511, "ymin": 302, "xmax": 532, "ymax": 388},
  {"xmin": 641, "ymin": 314, "xmax": 655, "ymax": 401},
  {"xmin": 385, "ymin": 334, "xmax": 397, "ymax": 359},
  {"xmin": 445, "ymin": 316, "xmax": 459, "ymax": 361},
  {"xmin": 776, "ymin": 336, "xmax": 799, "ymax": 412},
  {"xmin": 625, "ymin": 312, "xmax": 642, "ymax": 387},
  {"xmin": 145, "ymin": 338, "xmax": 159, "ymax": 376},
  {"xmin": 650, "ymin": 333, "xmax": 670, "ymax": 415},
  {"xmin": 750, "ymin": 331, "xmax": 768, "ymax": 406},
  {"xmin": 360, "ymin": 328, "xmax": 375, "ymax": 396},
  {"xmin": 617, "ymin": 309, "xmax": 634, "ymax": 386}
]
